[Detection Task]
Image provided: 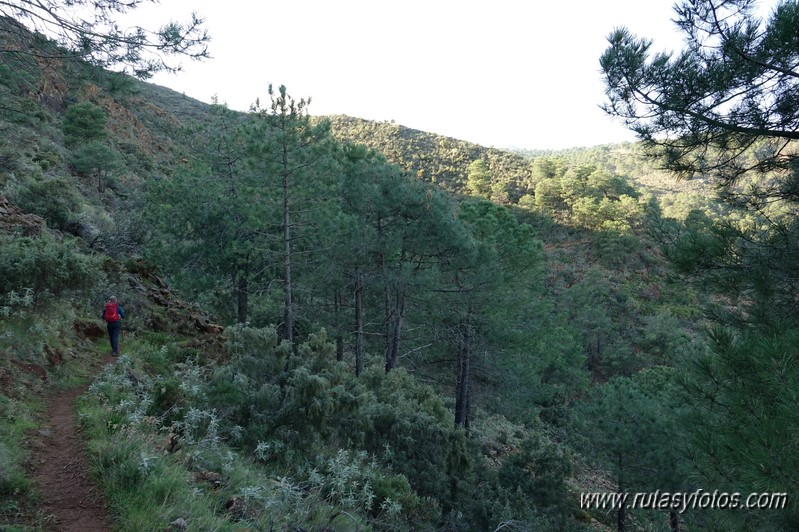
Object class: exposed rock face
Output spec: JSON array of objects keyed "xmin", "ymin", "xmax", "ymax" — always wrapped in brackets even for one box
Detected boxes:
[
  {"xmin": 139, "ymin": 272, "xmax": 224, "ymax": 336},
  {"xmin": 43, "ymin": 345, "xmax": 65, "ymax": 367},
  {"xmin": 0, "ymin": 196, "xmax": 46, "ymax": 236},
  {"xmin": 192, "ymin": 312, "xmax": 224, "ymax": 334},
  {"xmin": 73, "ymin": 318, "xmax": 106, "ymax": 340},
  {"xmin": 10, "ymin": 359, "xmax": 48, "ymax": 380}
]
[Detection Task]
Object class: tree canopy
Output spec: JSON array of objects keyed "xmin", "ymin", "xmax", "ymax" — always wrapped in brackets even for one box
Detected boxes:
[
  {"xmin": 602, "ymin": 0, "xmax": 799, "ymax": 324},
  {"xmin": 0, "ymin": 0, "xmax": 209, "ymax": 78},
  {"xmin": 601, "ymin": 2, "xmax": 799, "ymax": 527},
  {"xmin": 601, "ymin": 0, "xmax": 799, "ymax": 203}
]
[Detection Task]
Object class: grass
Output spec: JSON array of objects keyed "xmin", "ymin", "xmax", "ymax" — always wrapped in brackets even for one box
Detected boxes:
[
  {"xmin": 0, "ymin": 391, "xmax": 44, "ymax": 530},
  {"xmin": 82, "ymin": 429, "xmax": 233, "ymax": 531}
]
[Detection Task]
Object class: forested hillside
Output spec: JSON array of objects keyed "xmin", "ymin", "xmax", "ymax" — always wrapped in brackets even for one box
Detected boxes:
[{"xmin": 2, "ymin": 1, "xmax": 798, "ymax": 530}]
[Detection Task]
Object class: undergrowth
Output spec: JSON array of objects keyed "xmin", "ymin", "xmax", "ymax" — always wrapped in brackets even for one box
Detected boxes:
[
  {"xmin": 78, "ymin": 340, "xmax": 378, "ymax": 530},
  {"xmin": 76, "ymin": 326, "xmax": 581, "ymax": 531},
  {"xmin": 0, "ymin": 393, "xmax": 41, "ymax": 528}
]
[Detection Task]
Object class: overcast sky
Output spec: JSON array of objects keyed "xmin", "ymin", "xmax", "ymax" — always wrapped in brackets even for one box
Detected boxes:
[{"xmin": 125, "ymin": 0, "xmax": 776, "ymax": 150}]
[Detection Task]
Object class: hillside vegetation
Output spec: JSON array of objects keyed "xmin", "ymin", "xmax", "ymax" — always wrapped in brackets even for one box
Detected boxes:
[{"xmin": 1, "ymin": 15, "xmax": 794, "ymax": 532}]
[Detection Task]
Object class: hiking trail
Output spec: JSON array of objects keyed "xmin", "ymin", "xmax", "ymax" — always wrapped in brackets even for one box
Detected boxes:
[{"xmin": 30, "ymin": 355, "xmax": 113, "ymax": 531}]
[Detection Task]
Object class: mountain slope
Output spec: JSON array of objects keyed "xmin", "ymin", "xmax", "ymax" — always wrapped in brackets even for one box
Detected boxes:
[{"xmin": 0, "ymin": 24, "xmax": 714, "ymax": 530}]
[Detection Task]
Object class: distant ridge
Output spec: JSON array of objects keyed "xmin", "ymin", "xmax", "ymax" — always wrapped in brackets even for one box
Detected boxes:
[{"xmin": 323, "ymin": 114, "xmax": 537, "ymax": 201}]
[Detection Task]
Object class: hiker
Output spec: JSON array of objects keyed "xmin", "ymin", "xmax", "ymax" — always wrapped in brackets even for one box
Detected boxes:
[{"xmin": 101, "ymin": 296, "xmax": 125, "ymax": 356}]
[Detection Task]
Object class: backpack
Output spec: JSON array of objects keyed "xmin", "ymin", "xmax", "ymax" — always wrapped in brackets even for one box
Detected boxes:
[{"xmin": 104, "ymin": 301, "xmax": 120, "ymax": 322}]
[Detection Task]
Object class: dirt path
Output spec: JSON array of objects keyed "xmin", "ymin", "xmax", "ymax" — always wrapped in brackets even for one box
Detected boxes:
[{"xmin": 30, "ymin": 358, "xmax": 113, "ymax": 531}]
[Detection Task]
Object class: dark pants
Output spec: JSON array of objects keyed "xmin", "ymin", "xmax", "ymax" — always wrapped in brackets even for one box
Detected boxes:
[{"xmin": 107, "ymin": 321, "xmax": 122, "ymax": 355}]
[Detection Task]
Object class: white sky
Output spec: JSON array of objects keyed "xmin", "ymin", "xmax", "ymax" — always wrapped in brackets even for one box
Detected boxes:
[{"xmin": 122, "ymin": 0, "xmax": 775, "ymax": 150}]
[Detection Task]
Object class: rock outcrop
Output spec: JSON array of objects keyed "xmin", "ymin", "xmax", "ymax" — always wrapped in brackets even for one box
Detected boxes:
[{"xmin": 0, "ymin": 196, "xmax": 46, "ymax": 236}]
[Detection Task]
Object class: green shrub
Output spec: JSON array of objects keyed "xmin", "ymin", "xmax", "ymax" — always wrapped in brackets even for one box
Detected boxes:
[
  {"xmin": 146, "ymin": 376, "xmax": 186, "ymax": 424},
  {"xmin": 62, "ymin": 101, "xmax": 106, "ymax": 147},
  {"xmin": 357, "ymin": 367, "xmax": 455, "ymax": 500},
  {"xmin": 305, "ymin": 448, "xmax": 434, "ymax": 522},
  {"xmin": 31, "ymin": 140, "xmax": 66, "ymax": 171},
  {"xmin": 0, "ymin": 142, "xmax": 20, "ymax": 175},
  {"xmin": 0, "ymin": 396, "xmax": 38, "ymax": 522},
  {"xmin": 0, "ymin": 233, "xmax": 99, "ymax": 297},
  {"xmin": 81, "ymin": 326, "xmax": 582, "ymax": 529},
  {"xmin": 104, "ymin": 72, "xmax": 140, "ymax": 100},
  {"xmin": 11, "ymin": 177, "xmax": 83, "ymax": 232},
  {"xmin": 496, "ymin": 433, "xmax": 573, "ymax": 510},
  {"xmin": 95, "ymin": 209, "xmax": 151, "ymax": 259},
  {"xmin": 209, "ymin": 326, "xmax": 460, "ymax": 506},
  {"xmin": 0, "ymin": 63, "xmax": 39, "ymax": 96},
  {"xmin": 0, "ymin": 440, "xmax": 30, "ymax": 498}
]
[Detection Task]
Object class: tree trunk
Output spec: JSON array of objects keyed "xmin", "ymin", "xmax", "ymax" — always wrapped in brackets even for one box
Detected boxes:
[
  {"xmin": 376, "ymin": 216, "xmax": 395, "ymax": 369},
  {"xmin": 464, "ymin": 370, "xmax": 471, "ymax": 433},
  {"xmin": 334, "ymin": 288, "xmax": 344, "ymax": 362},
  {"xmin": 354, "ymin": 271, "xmax": 364, "ymax": 376},
  {"xmin": 385, "ymin": 248, "xmax": 407, "ymax": 373},
  {"xmin": 454, "ymin": 317, "xmax": 472, "ymax": 428},
  {"xmin": 281, "ymin": 141, "xmax": 293, "ymax": 346},
  {"xmin": 235, "ymin": 262, "xmax": 249, "ymax": 324},
  {"xmin": 385, "ymin": 287, "xmax": 405, "ymax": 372},
  {"xmin": 617, "ymin": 456, "xmax": 626, "ymax": 532},
  {"xmin": 669, "ymin": 510, "xmax": 679, "ymax": 532},
  {"xmin": 384, "ymin": 281, "xmax": 392, "ymax": 368},
  {"xmin": 589, "ymin": 334, "xmax": 604, "ymax": 383}
]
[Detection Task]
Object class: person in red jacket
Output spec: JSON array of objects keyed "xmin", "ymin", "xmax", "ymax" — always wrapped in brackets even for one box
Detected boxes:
[{"xmin": 101, "ymin": 296, "xmax": 125, "ymax": 356}]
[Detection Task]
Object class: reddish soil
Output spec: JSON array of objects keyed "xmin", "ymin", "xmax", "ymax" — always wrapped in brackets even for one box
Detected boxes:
[{"xmin": 30, "ymin": 357, "xmax": 113, "ymax": 531}]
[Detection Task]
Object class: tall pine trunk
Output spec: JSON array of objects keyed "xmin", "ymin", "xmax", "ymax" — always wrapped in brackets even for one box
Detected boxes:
[
  {"xmin": 385, "ymin": 249, "xmax": 407, "ymax": 372},
  {"xmin": 617, "ymin": 456, "xmax": 626, "ymax": 532},
  {"xmin": 669, "ymin": 511, "xmax": 679, "ymax": 532},
  {"xmin": 354, "ymin": 270, "xmax": 364, "ymax": 376},
  {"xmin": 384, "ymin": 281, "xmax": 392, "ymax": 368},
  {"xmin": 281, "ymin": 135, "xmax": 294, "ymax": 346},
  {"xmin": 377, "ymin": 217, "xmax": 394, "ymax": 370},
  {"xmin": 334, "ymin": 288, "xmax": 344, "ymax": 362},
  {"xmin": 235, "ymin": 262, "xmax": 249, "ymax": 323},
  {"xmin": 385, "ymin": 286, "xmax": 405, "ymax": 372},
  {"xmin": 454, "ymin": 314, "xmax": 473, "ymax": 429}
]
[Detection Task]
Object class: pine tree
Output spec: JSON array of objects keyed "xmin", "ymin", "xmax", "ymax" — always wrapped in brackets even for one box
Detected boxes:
[
  {"xmin": 442, "ymin": 200, "xmax": 543, "ymax": 428},
  {"xmin": 574, "ymin": 369, "xmax": 686, "ymax": 531},
  {"xmin": 248, "ymin": 85, "xmax": 338, "ymax": 345},
  {"xmin": 601, "ymin": 3, "xmax": 799, "ymax": 529},
  {"xmin": 1, "ymin": 0, "xmax": 209, "ymax": 78},
  {"xmin": 681, "ymin": 327, "xmax": 799, "ymax": 529},
  {"xmin": 600, "ymin": 1, "xmax": 799, "ymax": 304},
  {"xmin": 466, "ymin": 159, "xmax": 491, "ymax": 197},
  {"xmin": 146, "ymin": 103, "xmax": 267, "ymax": 323}
]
